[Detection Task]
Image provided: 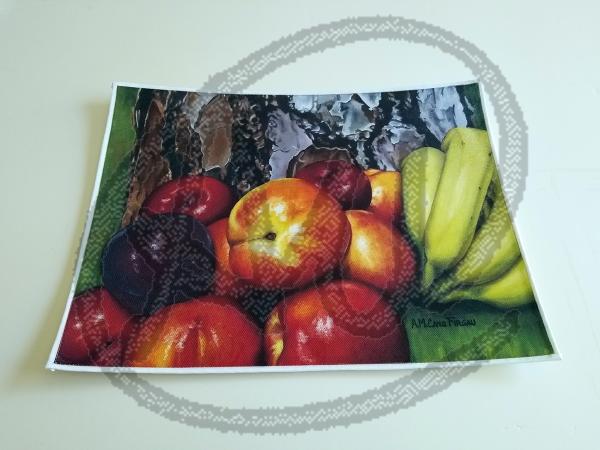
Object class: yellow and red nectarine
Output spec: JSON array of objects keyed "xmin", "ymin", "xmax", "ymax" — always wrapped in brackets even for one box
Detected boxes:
[{"xmin": 227, "ymin": 178, "xmax": 351, "ymax": 290}]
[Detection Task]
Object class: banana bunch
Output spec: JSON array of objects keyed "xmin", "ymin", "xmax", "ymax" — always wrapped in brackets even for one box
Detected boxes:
[{"xmin": 401, "ymin": 127, "xmax": 534, "ymax": 309}]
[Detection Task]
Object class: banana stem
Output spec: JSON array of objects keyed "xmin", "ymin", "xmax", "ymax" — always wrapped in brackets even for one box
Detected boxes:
[{"xmin": 426, "ymin": 277, "xmax": 457, "ymax": 304}]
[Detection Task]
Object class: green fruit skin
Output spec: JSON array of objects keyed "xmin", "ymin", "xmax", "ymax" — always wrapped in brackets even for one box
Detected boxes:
[
  {"xmin": 426, "ymin": 171, "xmax": 521, "ymax": 303},
  {"xmin": 454, "ymin": 187, "xmax": 520, "ymax": 286},
  {"xmin": 422, "ymin": 128, "xmax": 494, "ymax": 288},
  {"xmin": 401, "ymin": 146, "xmax": 446, "ymax": 246},
  {"xmin": 441, "ymin": 258, "xmax": 534, "ymax": 308},
  {"xmin": 448, "ymin": 173, "xmax": 521, "ymax": 288}
]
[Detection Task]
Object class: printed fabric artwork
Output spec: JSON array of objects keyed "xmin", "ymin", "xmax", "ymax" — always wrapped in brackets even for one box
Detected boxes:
[{"xmin": 47, "ymin": 82, "xmax": 557, "ymax": 372}]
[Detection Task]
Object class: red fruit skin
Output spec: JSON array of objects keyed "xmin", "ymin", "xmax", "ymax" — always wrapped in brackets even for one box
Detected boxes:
[
  {"xmin": 264, "ymin": 280, "xmax": 409, "ymax": 366},
  {"xmin": 142, "ymin": 175, "xmax": 234, "ymax": 225},
  {"xmin": 295, "ymin": 160, "xmax": 372, "ymax": 210},
  {"xmin": 123, "ymin": 296, "xmax": 262, "ymax": 368},
  {"xmin": 89, "ymin": 317, "xmax": 141, "ymax": 367},
  {"xmin": 57, "ymin": 288, "xmax": 130, "ymax": 364},
  {"xmin": 207, "ymin": 218, "xmax": 253, "ymax": 299},
  {"xmin": 91, "ymin": 339, "xmax": 125, "ymax": 367},
  {"xmin": 342, "ymin": 210, "xmax": 417, "ymax": 295},
  {"xmin": 367, "ymin": 170, "xmax": 403, "ymax": 226}
]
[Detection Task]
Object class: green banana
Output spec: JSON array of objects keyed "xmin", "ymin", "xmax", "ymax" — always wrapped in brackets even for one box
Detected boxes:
[
  {"xmin": 440, "ymin": 258, "xmax": 534, "ymax": 308},
  {"xmin": 477, "ymin": 171, "xmax": 497, "ymax": 229},
  {"xmin": 401, "ymin": 146, "xmax": 446, "ymax": 246},
  {"xmin": 434, "ymin": 172, "xmax": 521, "ymax": 294},
  {"xmin": 422, "ymin": 128, "xmax": 494, "ymax": 288},
  {"xmin": 453, "ymin": 176, "xmax": 521, "ymax": 285}
]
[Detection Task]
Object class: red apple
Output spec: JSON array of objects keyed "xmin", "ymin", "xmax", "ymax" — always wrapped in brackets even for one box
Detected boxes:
[
  {"xmin": 142, "ymin": 175, "xmax": 234, "ymax": 225},
  {"xmin": 264, "ymin": 280, "xmax": 409, "ymax": 365},
  {"xmin": 123, "ymin": 296, "xmax": 262, "ymax": 367},
  {"xmin": 90, "ymin": 339, "xmax": 126, "ymax": 367},
  {"xmin": 295, "ymin": 160, "xmax": 372, "ymax": 210},
  {"xmin": 367, "ymin": 170, "xmax": 403, "ymax": 225},
  {"xmin": 57, "ymin": 288, "xmax": 130, "ymax": 364},
  {"xmin": 228, "ymin": 178, "xmax": 351, "ymax": 290},
  {"xmin": 342, "ymin": 210, "xmax": 416, "ymax": 295},
  {"xmin": 207, "ymin": 218, "xmax": 253, "ymax": 299}
]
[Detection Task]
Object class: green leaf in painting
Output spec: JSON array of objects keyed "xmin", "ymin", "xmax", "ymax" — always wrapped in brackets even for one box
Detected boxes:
[
  {"xmin": 75, "ymin": 86, "xmax": 138, "ymax": 294},
  {"xmin": 404, "ymin": 301, "xmax": 554, "ymax": 362}
]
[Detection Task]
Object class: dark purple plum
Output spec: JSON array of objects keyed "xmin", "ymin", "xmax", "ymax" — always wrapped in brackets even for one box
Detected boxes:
[{"xmin": 102, "ymin": 213, "xmax": 215, "ymax": 315}]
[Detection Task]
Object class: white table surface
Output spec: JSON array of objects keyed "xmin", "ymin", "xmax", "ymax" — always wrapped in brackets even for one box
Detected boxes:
[{"xmin": 1, "ymin": 1, "xmax": 599, "ymax": 448}]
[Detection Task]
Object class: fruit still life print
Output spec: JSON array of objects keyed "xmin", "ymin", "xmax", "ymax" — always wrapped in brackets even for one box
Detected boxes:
[{"xmin": 47, "ymin": 82, "xmax": 556, "ymax": 372}]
